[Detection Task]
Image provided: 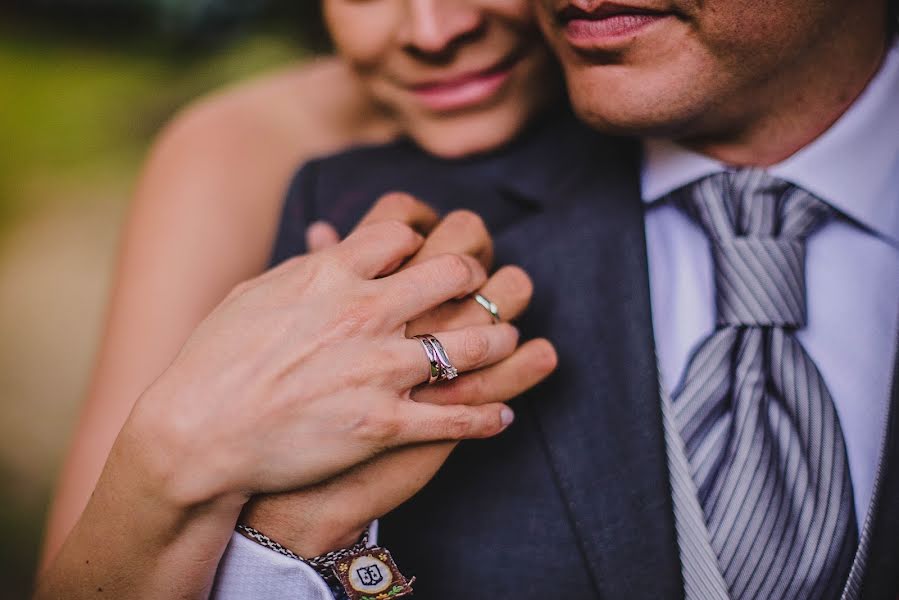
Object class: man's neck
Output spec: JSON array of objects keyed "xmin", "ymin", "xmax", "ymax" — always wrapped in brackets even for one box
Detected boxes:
[{"xmin": 680, "ymin": 22, "xmax": 891, "ymax": 167}]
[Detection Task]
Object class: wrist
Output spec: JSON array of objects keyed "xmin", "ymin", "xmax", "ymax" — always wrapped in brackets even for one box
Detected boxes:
[
  {"xmin": 283, "ymin": 525, "xmax": 368, "ymax": 559},
  {"xmin": 240, "ymin": 498, "xmax": 368, "ymax": 558}
]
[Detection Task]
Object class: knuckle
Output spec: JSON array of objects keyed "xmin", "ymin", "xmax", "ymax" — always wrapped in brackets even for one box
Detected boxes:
[
  {"xmin": 501, "ymin": 266, "xmax": 534, "ymax": 303},
  {"xmin": 304, "ymin": 253, "xmax": 351, "ymax": 291},
  {"xmin": 310, "ymin": 247, "xmax": 344, "ymax": 275},
  {"xmin": 440, "ymin": 253, "xmax": 475, "ymax": 286},
  {"xmin": 444, "ymin": 210, "xmax": 487, "ymax": 237},
  {"xmin": 357, "ymin": 408, "xmax": 402, "ymax": 445},
  {"xmin": 380, "ymin": 219, "xmax": 420, "ymax": 247},
  {"xmin": 377, "ymin": 414, "xmax": 403, "ymax": 444},
  {"xmin": 333, "ymin": 293, "xmax": 381, "ymax": 336},
  {"xmin": 461, "ymin": 328, "xmax": 491, "ymax": 366},
  {"xmin": 445, "ymin": 408, "xmax": 475, "ymax": 439},
  {"xmin": 378, "ymin": 191, "xmax": 418, "ymax": 213}
]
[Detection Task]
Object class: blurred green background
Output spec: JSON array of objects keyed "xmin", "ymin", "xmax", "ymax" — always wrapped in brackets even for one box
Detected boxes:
[{"xmin": 0, "ymin": 3, "xmax": 323, "ymax": 596}]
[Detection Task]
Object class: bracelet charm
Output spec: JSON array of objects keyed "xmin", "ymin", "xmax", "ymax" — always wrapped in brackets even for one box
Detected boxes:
[{"xmin": 333, "ymin": 546, "xmax": 415, "ymax": 600}]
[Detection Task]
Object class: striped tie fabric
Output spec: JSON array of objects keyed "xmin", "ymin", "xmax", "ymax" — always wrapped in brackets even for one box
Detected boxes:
[{"xmin": 671, "ymin": 170, "xmax": 857, "ymax": 600}]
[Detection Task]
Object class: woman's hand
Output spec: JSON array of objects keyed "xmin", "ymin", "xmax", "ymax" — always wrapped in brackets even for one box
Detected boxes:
[
  {"xmin": 238, "ymin": 194, "xmax": 558, "ymax": 558},
  {"xmin": 127, "ymin": 217, "xmax": 522, "ymax": 509},
  {"xmin": 36, "ymin": 214, "xmax": 526, "ymax": 599}
]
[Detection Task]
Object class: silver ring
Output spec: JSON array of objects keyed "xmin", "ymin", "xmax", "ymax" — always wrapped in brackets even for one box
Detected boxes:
[
  {"xmin": 415, "ymin": 335, "xmax": 441, "ymax": 385},
  {"xmin": 474, "ymin": 293, "xmax": 501, "ymax": 324},
  {"xmin": 413, "ymin": 334, "xmax": 458, "ymax": 384}
]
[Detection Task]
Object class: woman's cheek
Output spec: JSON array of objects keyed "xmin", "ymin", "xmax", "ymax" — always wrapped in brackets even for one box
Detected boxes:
[{"xmin": 324, "ymin": 0, "xmax": 401, "ymax": 71}]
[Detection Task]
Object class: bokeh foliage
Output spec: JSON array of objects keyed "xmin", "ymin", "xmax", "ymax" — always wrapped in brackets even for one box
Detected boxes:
[
  {"xmin": 0, "ymin": 4, "xmax": 323, "ymax": 597},
  {"xmin": 0, "ymin": 1, "xmax": 325, "ymax": 231}
]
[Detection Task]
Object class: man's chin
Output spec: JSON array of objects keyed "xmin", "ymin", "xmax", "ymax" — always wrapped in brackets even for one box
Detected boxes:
[{"xmin": 561, "ymin": 66, "xmax": 716, "ymax": 139}]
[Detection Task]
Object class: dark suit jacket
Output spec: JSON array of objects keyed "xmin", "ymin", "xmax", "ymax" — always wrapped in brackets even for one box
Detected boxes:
[{"xmin": 270, "ymin": 111, "xmax": 899, "ymax": 599}]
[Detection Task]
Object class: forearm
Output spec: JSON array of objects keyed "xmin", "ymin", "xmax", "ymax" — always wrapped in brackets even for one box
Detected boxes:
[{"xmin": 36, "ymin": 425, "xmax": 245, "ymax": 599}]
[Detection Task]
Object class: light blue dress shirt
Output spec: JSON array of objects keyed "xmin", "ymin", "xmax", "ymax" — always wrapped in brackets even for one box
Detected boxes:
[
  {"xmin": 643, "ymin": 42, "xmax": 899, "ymax": 527},
  {"xmin": 212, "ymin": 42, "xmax": 899, "ymax": 599}
]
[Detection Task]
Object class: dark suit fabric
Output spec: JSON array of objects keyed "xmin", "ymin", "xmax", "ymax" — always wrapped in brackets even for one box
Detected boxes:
[{"xmin": 269, "ymin": 111, "xmax": 899, "ymax": 600}]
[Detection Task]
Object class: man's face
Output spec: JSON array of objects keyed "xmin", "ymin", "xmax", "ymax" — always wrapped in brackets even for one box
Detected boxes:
[{"xmin": 535, "ymin": 0, "xmax": 882, "ymax": 141}]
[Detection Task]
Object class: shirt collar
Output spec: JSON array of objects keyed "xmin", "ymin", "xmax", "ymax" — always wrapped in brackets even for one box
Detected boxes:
[{"xmin": 641, "ymin": 42, "xmax": 899, "ymax": 246}]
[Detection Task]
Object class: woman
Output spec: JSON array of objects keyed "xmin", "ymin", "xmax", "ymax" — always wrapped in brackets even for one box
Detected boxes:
[{"xmin": 38, "ymin": 1, "xmax": 562, "ymax": 596}]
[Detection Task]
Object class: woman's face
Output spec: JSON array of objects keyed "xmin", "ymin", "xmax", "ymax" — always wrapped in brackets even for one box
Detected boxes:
[{"xmin": 324, "ymin": 0, "xmax": 559, "ymax": 158}]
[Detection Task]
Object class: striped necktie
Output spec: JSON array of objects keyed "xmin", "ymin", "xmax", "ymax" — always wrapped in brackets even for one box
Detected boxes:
[{"xmin": 670, "ymin": 169, "xmax": 857, "ymax": 600}]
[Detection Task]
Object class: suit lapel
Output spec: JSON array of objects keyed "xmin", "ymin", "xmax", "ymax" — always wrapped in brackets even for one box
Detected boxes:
[
  {"xmin": 494, "ymin": 133, "xmax": 683, "ymax": 599},
  {"xmin": 858, "ymin": 330, "xmax": 899, "ymax": 599},
  {"xmin": 320, "ymin": 113, "xmax": 685, "ymax": 597}
]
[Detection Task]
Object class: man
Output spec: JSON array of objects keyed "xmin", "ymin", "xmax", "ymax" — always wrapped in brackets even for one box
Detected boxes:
[{"xmin": 215, "ymin": 0, "xmax": 898, "ymax": 598}]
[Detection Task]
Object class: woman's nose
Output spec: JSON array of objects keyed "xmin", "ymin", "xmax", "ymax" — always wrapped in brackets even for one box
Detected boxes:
[{"xmin": 400, "ymin": 0, "xmax": 485, "ymax": 57}]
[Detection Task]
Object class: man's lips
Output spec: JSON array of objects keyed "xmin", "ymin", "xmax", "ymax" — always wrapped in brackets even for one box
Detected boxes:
[{"xmin": 557, "ymin": 2, "xmax": 673, "ymax": 49}]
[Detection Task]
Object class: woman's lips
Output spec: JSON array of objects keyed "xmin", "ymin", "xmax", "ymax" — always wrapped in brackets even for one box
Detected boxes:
[
  {"xmin": 408, "ymin": 57, "xmax": 519, "ymax": 113},
  {"xmin": 560, "ymin": 3, "xmax": 672, "ymax": 51}
]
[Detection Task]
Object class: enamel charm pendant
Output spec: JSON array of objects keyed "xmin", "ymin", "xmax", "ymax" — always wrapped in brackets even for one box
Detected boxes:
[{"xmin": 332, "ymin": 546, "xmax": 415, "ymax": 600}]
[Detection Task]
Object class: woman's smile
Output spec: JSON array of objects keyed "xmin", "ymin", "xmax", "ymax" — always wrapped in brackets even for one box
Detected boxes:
[{"xmin": 405, "ymin": 51, "xmax": 526, "ymax": 113}]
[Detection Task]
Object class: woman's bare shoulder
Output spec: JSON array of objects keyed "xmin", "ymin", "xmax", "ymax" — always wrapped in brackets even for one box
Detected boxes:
[
  {"xmin": 135, "ymin": 56, "xmax": 397, "ymax": 254},
  {"xmin": 150, "ymin": 56, "xmax": 395, "ymax": 189}
]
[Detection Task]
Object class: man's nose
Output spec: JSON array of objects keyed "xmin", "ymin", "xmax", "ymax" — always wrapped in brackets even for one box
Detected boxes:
[{"xmin": 400, "ymin": 0, "xmax": 484, "ymax": 57}]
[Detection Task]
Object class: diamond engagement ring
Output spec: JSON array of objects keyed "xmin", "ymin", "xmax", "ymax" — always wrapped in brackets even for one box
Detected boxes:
[{"xmin": 414, "ymin": 334, "xmax": 458, "ymax": 384}]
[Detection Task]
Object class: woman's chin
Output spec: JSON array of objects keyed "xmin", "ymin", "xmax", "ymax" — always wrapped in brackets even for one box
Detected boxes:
[{"xmin": 406, "ymin": 107, "xmax": 538, "ymax": 160}]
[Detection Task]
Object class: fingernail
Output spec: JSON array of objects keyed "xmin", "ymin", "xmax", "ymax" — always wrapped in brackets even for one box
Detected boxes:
[{"xmin": 500, "ymin": 407, "xmax": 515, "ymax": 428}]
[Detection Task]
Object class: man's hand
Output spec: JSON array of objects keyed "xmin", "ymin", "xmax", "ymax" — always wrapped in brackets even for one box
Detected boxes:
[{"xmin": 240, "ymin": 193, "xmax": 557, "ymax": 557}]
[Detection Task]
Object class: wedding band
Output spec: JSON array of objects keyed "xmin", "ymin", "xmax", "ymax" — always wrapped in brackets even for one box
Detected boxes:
[
  {"xmin": 474, "ymin": 293, "xmax": 501, "ymax": 323},
  {"xmin": 413, "ymin": 334, "xmax": 458, "ymax": 384}
]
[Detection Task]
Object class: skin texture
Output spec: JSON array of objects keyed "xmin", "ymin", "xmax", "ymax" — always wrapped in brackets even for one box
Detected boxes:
[
  {"xmin": 325, "ymin": 0, "xmax": 560, "ymax": 157},
  {"xmin": 243, "ymin": 197, "xmax": 558, "ymax": 557},
  {"xmin": 39, "ymin": 0, "xmax": 561, "ymax": 582},
  {"xmin": 37, "ymin": 213, "xmax": 550, "ymax": 599},
  {"xmin": 536, "ymin": 0, "xmax": 890, "ymax": 165}
]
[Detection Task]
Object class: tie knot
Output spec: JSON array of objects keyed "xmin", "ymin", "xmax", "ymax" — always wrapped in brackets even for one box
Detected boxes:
[
  {"xmin": 678, "ymin": 169, "xmax": 833, "ymax": 239},
  {"xmin": 675, "ymin": 170, "xmax": 833, "ymax": 329}
]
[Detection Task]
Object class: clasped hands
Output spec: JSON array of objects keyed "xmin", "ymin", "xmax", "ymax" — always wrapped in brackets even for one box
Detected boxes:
[{"xmin": 121, "ymin": 193, "xmax": 557, "ymax": 564}]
